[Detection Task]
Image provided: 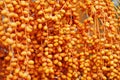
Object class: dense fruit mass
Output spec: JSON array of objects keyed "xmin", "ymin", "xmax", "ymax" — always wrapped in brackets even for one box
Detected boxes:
[{"xmin": 0, "ymin": 0, "xmax": 120, "ymax": 80}]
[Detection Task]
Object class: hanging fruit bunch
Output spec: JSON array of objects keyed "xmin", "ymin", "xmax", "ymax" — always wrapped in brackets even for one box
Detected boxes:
[{"xmin": 0, "ymin": 0, "xmax": 120, "ymax": 80}]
